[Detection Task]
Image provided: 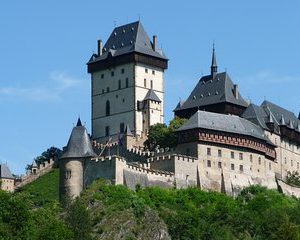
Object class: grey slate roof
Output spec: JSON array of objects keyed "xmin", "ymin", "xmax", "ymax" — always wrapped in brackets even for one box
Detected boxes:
[
  {"xmin": 176, "ymin": 72, "xmax": 248, "ymax": 111},
  {"xmin": 173, "ymin": 100, "xmax": 185, "ymax": 111},
  {"xmin": 31, "ymin": 160, "xmax": 38, "ymax": 168},
  {"xmin": 61, "ymin": 119, "xmax": 97, "ymax": 159},
  {"xmin": 144, "ymin": 89, "xmax": 161, "ymax": 102},
  {"xmin": 242, "ymin": 103, "xmax": 269, "ymax": 130},
  {"xmin": 0, "ymin": 164, "xmax": 14, "ymax": 179},
  {"xmin": 177, "ymin": 110, "xmax": 273, "ymax": 145},
  {"xmin": 261, "ymin": 101, "xmax": 300, "ymax": 129},
  {"xmin": 88, "ymin": 21, "xmax": 167, "ymax": 64},
  {"xmin": 242, "ymin": 101, "xmax": 300, "ymax": 132}
]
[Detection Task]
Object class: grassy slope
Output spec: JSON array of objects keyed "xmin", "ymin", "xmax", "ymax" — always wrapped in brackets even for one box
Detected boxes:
[{"xmin": 20, "ymin": 168, "xmax": 59, "ymax": 206}]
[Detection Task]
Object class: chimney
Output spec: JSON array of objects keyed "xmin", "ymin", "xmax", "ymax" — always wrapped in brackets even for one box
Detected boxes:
[
  {"xmin": 233, "ymin": 84, "xmax": 239, "ymax": 99},
  {"xmin": 97, "ymin": 39, "xmax": 103, "ymax": 56},
  {"xmin": 153, "ymin": 35, "xmax": 157, "ymax": 51}
]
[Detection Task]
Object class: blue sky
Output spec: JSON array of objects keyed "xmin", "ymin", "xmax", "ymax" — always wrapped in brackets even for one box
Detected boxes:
[{"xmin": 1, "ymin": 1, "xmax": 299, "ymax": 174}]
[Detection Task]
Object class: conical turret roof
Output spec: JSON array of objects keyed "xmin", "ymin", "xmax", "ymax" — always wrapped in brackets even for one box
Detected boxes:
[{"xmin": 61, "ymin": 119, "xmax": 97, "ymax": 159}]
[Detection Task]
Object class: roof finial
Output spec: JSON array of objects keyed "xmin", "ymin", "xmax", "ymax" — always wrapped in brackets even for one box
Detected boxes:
[
  {"xmin": 76, "ymin": 117, "xmax": 82, "ymax": 127},
  {"xmin": 211, "ymin": 43, "xmax": 218, "ymax": 78}
]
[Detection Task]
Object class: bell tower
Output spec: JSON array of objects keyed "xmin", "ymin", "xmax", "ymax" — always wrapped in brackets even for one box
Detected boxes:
[{"xmin": 87, "ymin": 21, "xmax": 168, "ymax": 143}]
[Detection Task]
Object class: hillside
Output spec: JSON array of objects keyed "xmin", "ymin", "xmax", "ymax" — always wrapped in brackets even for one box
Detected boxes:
[
  {"xmin": 2, "ymin": 171, "xmax": 300, "ymax": 239},
  {"xmin": 19, "ymin": 168, "xmax": 59, "ymax": 206}
]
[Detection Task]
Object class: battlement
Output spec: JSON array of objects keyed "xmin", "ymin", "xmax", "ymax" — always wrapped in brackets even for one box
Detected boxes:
[
  {"xmin": 126, "ymin": 162, "xmax": 174, "ymax": 177},
  {"xmin": 148, "ymin": 154, "xmax": 197, "ymax": 163},
  {"xmin": 91, "ymin": 155, "xmax": 126, "ymax": 163},
  {"xmin": 15, "ymin": 158, "xmax": 56, "ymax": 190}
]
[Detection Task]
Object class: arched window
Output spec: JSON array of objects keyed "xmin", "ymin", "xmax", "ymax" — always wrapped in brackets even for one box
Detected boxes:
[{"xmin": 106, "ymin": 100, "xmax": 110, "ymax": 116}]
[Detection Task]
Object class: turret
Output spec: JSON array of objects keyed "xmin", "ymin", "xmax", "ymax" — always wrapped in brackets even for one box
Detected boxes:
[
  {"xmin": 266, "ymin": 109, "xmax": 275, "ymax": 132},
  {"xmin": 142, "ymin": 89, "xmax": 162, "ymax": 135},
  {"xmin": 59, "ymin": 118, "xmax": 97, "ymax": 202}
]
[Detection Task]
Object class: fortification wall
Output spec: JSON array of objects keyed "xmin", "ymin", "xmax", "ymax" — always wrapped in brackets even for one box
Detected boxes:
[
  {"xmin": 15, "ymin": 158, "xmax": 55, "ymax": 190},
  {"xmin": 83, "ymin": 156, "xmax": 175, "ymax": 190},
  {"xmin": 124, "ymin": 164, "xmax": 174, "ymax": 190},
  {"xmin": 85, "ymin": 156, "xmax": 126, "ymax": 186},
  {"xmin": 148, "ymin": 154, "xmax": 198, "ymax": 188},
  {"xmin": 277, "ymin": 179, "xmax": 300, "ymax": 198}
]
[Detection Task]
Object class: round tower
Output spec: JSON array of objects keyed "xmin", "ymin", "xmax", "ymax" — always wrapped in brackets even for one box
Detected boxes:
[{"xmin": 59, "ymin": 118, "xmax": 97, "ymax": 202}]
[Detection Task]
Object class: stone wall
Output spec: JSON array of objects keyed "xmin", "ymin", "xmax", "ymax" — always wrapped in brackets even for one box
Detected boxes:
[
  {"xmin": 15, "ymin": 158, "xmax": 55, "ymax": 190},
  {"xmin": 0, "ymin": 178, "xmax": 14, "ymax": 192},
  {"xmin": 277, "ymin": 179, "xmax": 300, "ymax": 198}
]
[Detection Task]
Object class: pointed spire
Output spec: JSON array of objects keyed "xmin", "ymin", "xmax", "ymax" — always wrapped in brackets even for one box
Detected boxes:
[
  {"xmin": 32, "ymin": 160, "xmax": 38, "ymax": 168},
  {"xmin": 289, "ymin": 119, "xmax": 294, "ymax": 129},
  {"xmin": 267, "ymin": 110, "xmax": 274, "ymax": 123},
  {"xmin": 76, "ymin": 118, "xmax": 82, "ymax": 127},
  {"xmin": 211, "ymin": 43, "xmax": 218, "ymax": 78},
  {"xmin": 280, "ymin": 114, "xmax": 285, "ymax": 125}
]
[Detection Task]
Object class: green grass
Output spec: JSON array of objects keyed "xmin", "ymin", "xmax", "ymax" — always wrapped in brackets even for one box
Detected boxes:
[{"xmin": 20, "ymin": 168, "xmax": 59, "ymax": 206}]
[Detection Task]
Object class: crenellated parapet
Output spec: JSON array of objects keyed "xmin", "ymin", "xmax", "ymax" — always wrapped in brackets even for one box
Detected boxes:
[{"xmin": 15, "ymin": 158, "xmax": 56, "ymax": 190}]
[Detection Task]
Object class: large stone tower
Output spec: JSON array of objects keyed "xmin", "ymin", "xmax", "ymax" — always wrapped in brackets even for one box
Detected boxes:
[
  {"xmin": 87, "ymin": 21, "xmax": 168, "ymax": 143},
  {"xmin": 59, "ymin": 118, "xmax": 97, "ymax": 201}
]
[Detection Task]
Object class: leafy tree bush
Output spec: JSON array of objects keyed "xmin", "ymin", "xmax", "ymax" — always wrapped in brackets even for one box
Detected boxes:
[
  {"xmin": 0, "ymin": 190, "xmax": 73, "ymax": 240},
  {"xmin": 144, "ymin": 117, "xmax": 187, "ymax": 151},
  {"xmin": 33, "ymin": 146, "xmax": 62, "ymax": 166},
  {"xmin": 65, "ymin": 198, "xmax": 92, "ymax": 240},
  {"xmin": 286, "ymin": 171, "xmax": 300, "ymax": 187}
]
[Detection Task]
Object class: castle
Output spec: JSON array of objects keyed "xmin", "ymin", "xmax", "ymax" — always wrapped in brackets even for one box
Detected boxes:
[{"xmin": 59, "ymin": 21, "xmax": 300, "ymax": 201}]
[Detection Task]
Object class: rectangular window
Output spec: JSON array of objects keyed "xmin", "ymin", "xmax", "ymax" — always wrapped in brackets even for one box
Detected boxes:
[
  {"xmin": 111, "ymin": 71, "xmax": 114, "ymax": 77},
  {"xmin": 145, "ymin": 68, "xmax": 148, "ymax": 73},
  {"xmin": 258, "ymin": 157, "xmax": 261, "ymax": 165},
  {"xmin": 101, "ymin": 74, "xmax": 104, "ymax": 79},
  {"xmin": 218, "ymin": 162, "xmax": 222, "ymax": 169},
  {"xmin": 239, "ymin": 153, "xmax": 243, "ymax": 160},
  {"xmin": 107, "ymin": 87, "xmax": 110, "ymax": 92},
  {"xmin": 231, "ymin": 151, "xmax": 234, "ymax": 159},
  {"xmin": 121, "ymin": 68, "xmax": 125, "ymax": 74},
  {"xmin": 207, "ymin": 160, "xmax": 211, "ymax": 167},
  {"xmin": 120, "ymin": 123, "xmax": 125, "ymax": 133},
  {"xmin": 218, "ymin": 149, "xmax": 222, "ymax": 157},
  {"xmin": 207, "ymin": 148, "xmax": 211, "ymax": 156},
  {"xmin": 126, "ymin": 78, "xmax": 129, "ymax": 88},
  {"xmin": 118, "ymin": 80, "xmax": 121, "ymax": 89},
  {"xmin": 150, "ymin": 80, "xmax": 153, "ymax": 89},
  {"xmin": 231, "ymin": 164, "xmax": 235, "ymax": 170},
  {"xmin": 144, "ymin": 78, "xmax": 147, "ymax": 88},
  {"xmin": 152, "ymin": 70, "xmax": 155, "ymax": 75},
  {"xmin": 239, "ymin": 165, "xmax": 243, "ymax": 172},
  {"xmin": 105, "ymin": 126, "xmax": 110, "ymax": 137},
  {"xmin": 250, "ymin": 154, "xmax": 253, "ymax": 162}
]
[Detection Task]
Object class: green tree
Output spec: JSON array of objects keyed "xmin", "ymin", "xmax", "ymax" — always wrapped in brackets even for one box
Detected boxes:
[
  {"xmin": 286, "ymin": 171, "xmax": 300, "ymax": 187},
  {"xmin": 34, "ymin": 146, "xmax": 62, "ymax": 165},
  {"xmin": 144, "ymin": 117, "xmax": 187, "ymax": 151},
  {"xmin": 65, "ymin": 198, "xmax": 92, "ymax": 240},
  {"xmin": 144, "ymin": 123, "xmax": 169, "ymax": 151}
]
